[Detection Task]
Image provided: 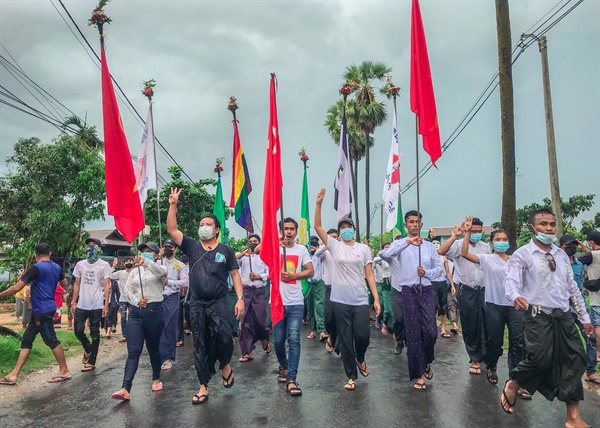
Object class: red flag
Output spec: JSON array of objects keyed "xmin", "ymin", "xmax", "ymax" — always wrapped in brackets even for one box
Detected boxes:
[
  {"xmin": 410, "ymin": 0, "xmax": 442, "ymax": 167},
  {"xmin": 260, "ymin": 74, "xmax": 284, "ymax": 326},
  {"xmin": 101, "ymin": 46, "xmax": 145, "ymax": 243}
]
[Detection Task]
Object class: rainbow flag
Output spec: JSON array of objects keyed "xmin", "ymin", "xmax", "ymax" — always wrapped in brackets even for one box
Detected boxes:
[{"xmin": 229, "ymin": 119, "xmax": 253, "ymax": 232}]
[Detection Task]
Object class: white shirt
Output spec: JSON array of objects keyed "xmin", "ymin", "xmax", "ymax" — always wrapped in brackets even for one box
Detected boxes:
[
  {"xmin": 478, "ymin": 254, "xmax": 510, "ymax": 306},
  {"xmin": 110, "ymin": 269, "xmax": 132, "ymax": 302},
  {"xmin": 504, "ymin": 240, "xmax": 590, "ymax": 324},
  {"xmin": 238, "ymin": 254, "xmax": 269, "ymax": 288},
  {"xmin": 125, "ymin": 258, "xmax": 168, "ymax": 306},
  {"xmin": 433, "ymin": 255, "xmax": 447, "ymax": 282},
  {"xmin": 280, "ymin": 244, "xmax": 312, "ymax": 306},
  {"xmin": 73, "ymin": 259, "xmax": 111, "ymax": 310},
  {"xmin": 373, "ymin": 261, "xmax": 384, "ymax": 283},
  {"xmin": 310, "ymin": 253, "xmax": 325, "ymax": 282},
  {"xmin": 373, "ymin": 256, "xmax": 391, "ymax": 282},
  {"xmin": 379, "ymin": 238, "xmax": 444, "ymax": 289},
  {"xmin": 445, "ymin": 239, "xmax": 491, "ymax": 287},
  {"xmin": 157, "ymin": 257, "xmax": 189, "ymax": 297},
  {"xmin": 315, "ymin": 245, "xmax": 332, "ymax": 285},
  {"xmin": 326, "ymin": 236, "xmax": 373, "ymax": 306}
]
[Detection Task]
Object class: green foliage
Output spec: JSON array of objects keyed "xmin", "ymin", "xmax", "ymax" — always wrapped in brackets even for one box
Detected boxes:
[
  {"xmin": 581, "ymin": 212, "xmax": 600, "ymax": 236},
  {"xmin": 324, "ymin": 100, "xmax": 373, "ymax": 161},
  {"xmin": 228, "ymin": 236, "xmax": 248, "ymax": 253},
  {"xmin": 366, "ymin": 231, "xmax": 396, "ymax": 253}
]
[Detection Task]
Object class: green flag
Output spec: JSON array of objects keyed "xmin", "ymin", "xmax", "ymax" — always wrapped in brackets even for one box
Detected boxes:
[
  {"xmin": 213, "ymin": 175, "xmax": 228, "ymax": 244},
  {"xmin": 393, "ymin": 194, "xmax": 407, "ymax": 238},
  {"xmin": 299, "ymin": 162, "xmax": 311, "ymax": 295}
]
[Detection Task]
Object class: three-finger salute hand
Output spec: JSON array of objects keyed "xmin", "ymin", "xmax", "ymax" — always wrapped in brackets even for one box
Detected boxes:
[
  {"xmin": 169, "ymin": 188, "xmax": 182, "ymax": 206},
  {"xmin": 316, "ymin": 188, "xmax": 326, "ymax": 205}
]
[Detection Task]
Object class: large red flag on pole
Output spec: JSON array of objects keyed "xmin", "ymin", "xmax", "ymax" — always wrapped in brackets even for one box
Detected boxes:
[
  {"xmin": 101, "ymin": 46, "xmax": 145, "ymax": 242},
  {"xmin": 410, "ymin": 0, "xmax": 442, "ymax": 167},
  {"xmin": 260, "ymin": 74, "xmax": 284, "ymax": 327}
]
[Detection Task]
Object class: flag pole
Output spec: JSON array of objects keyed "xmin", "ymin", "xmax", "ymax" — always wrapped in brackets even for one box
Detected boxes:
[
  {"xmin": 143, "ymin": 81, "xmax": 161, "ymax": 247},
  {"xmin": 415, "ymin": 117, "xmax": 422, "ymax": 293}
]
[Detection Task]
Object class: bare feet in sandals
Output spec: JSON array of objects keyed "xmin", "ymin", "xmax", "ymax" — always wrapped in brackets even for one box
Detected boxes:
[
  {"xmin": 192, "ymin": 385, "xmax": 208, "ymax": 404},
  {"xmin": 111, "ymin": 388, "xmax": 130, "ymax": 401},
  {"xmin": 501, "ymin": 379, "xmax": 518, "ymax": 414}
]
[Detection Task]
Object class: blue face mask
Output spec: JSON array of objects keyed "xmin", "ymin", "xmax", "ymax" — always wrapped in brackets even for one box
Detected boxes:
[
  {"xmin": 535, "ymin": 232, "xmax": 557, "ymax": 245},
  {"xmin": 493, "ymin": 242, "xmax": 510, "ymax": 253},
  {"xmin": 141, "ymin": 252, "xmax": 154, "ymax": 261},
  {"xmin": 340, "ymin": 228, "xmax": 355, "ymax": 242},
  {"xmin": 470, "ymin": 233, "xmax": 483, "ymax": 244}
]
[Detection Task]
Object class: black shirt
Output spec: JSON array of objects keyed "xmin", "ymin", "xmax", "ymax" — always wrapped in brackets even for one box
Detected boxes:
[{"xmin": 180, "ymin": 235, "xmax": 238, "ymax": 301}]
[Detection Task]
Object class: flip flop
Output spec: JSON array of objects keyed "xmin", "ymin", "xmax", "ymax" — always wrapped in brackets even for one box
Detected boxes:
[
  {"xmin": 344, "ymin": 380, "xmax": 356, "ymax": 391},
  {"xmin": 222, "ymin": 368, "xmax": 234, "ymax": 388},
  {"xmin": 263, "ymin": 342, "xmax": 271, "ymax": 354},
  {"xmin": 501, "ymin": 380, "xmax": 517, "ymax": 414},
  {"xmin": 424, "ymin": 364, "xmax": 433, "ymax": 380},
  {"xmin": 238, "ymin": 355, "xmax": 254, "ymax": 363},
  {"xmin": 0, "ymin": 377, "xmax": 16, "ymax": 385},
  {"xmin": 518, "ymin": 388, "xmax": 532, "ymax": 400},
  {"xmin": 306, "ymin": 332, "xmax": 316, "ymax": 339},
  {"xmin": 487, "ymin": 369, "xmax": 498, "ymax": 385},
  {"xmin": 192, "ymin": 393, "xmax": 208, "ymax": 404},
  {"xmin": 161, "ymin": 361, "xmax": 173, "ymax": 370},
  {"xmin": 325, "ymin": 338, "xmax": 334, "ymax": 353},
  {"xmin": 450, "ymin": 328, "xmax": 458, "ymax": 334},
  {"xmin": 585, "ymin": 377, "xmax": 600, "ymax": 385},
  {"xmin": 176, "ymin": 341, "xmax": 183, "ymax": 347},
  {"xmin": 81, "ymin": 364, "xmax": 95, "ymax": 372},
  {"xmin": 151, "ymin": 382, "xmax": 163, "ymax": 392},
  {"xmin": 441, "ymin": 332, "xmax": 451, "ymax": 338},
  {"xmin": 48, "ymin": 375, "xmax": 71, "ymax": 384},
  {"xmin": 111, "ymin": 391, "xmax": 130, "ymax": 401},
  {"xmin": 469, "ymin": 367, "xmax": 481, "ymax": 375},
  {"xmin": 119, "ymin": 337, "xmax": 127, "ymax": 343},
  {"xmin": 319, "ymin": 333, "xmax": 329, "ymax": 343},
  {"xmin": 82, "ymin": 351, "xmax": 91, "ymax": 365},
  {"xmin": 356, "ymin": 360, "xmax": 369, "ymax": 377},
  {"xmin": 414, "ymin": 381, "xmax": 427, "ymax": 390}
]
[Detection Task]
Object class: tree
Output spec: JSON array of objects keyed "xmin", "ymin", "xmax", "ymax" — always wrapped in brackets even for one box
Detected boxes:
[
  {"xmin": 324, "ymin": 99, "xmax": 373, "ymax": 236},
  {"xmin": 344, "ymin": 61, "xmax": 391, "ymax": 242},
  {"xmin": 495, "ymin": 0, "xmax": 518, "ymax": 250},
  {"xmin": 0, "ymin": 128, "xmax": 106, "ymax": 273}
]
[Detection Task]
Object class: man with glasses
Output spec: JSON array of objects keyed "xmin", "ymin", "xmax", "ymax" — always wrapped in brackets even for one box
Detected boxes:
[{"xmin": 500, "ymin": 209, "xmax": 592, "ymax": 428}]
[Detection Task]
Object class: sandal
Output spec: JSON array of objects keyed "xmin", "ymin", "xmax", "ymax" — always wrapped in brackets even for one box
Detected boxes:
[
  {"xmin": 81, "ymin": 364, "xmax": 95, "ymax": 372},
  {"xmin": 119, "ymin": 337, "xmax": 127, "ymax": 343},
  {"xmin": 414, "ymin": 381, "xmax": 427, "ymax": 390},
  {"xmin": 82, "ymin": 351, "xmax": 91, "ymax": 365},
  {"xmin": 222, "ymin": 368, "xmax": 234, "ymax": 388},
  {"xmin": 501, "ymin": 380, "xmax": 517, "ymax": 414},
  {"xmin": 518, "ymin": 388, "xmax": 532, "ymax": 400},
  {"xmin": 151, "ymin": 382, "xmax": 163, "ymax": 392},
  {"xmin": 176, "ymin": 341, "xmax": 184, "ymax": 347},
  {"xmin": 441, "ymin": 332, "xmax": 451, "ymax": 338},
  {"xmin": 469, "ymin": 366, "xmax": 481, "ymax": 375},
  {"xmin": 238, "ymin": 355, "xmax": 254, "ymax": 363},
  {"xmin": 487, "ymin": 369, "xmax": 498, "ymax": 385},
  {"xmin": 356, "ymin": 360, "xmax": 369, "ymax": 377},
  {"xmin": 344, "ymin": 379, "xmax": 356, "ymax": 391},
  {"xmin": 306, "ymin": 332, "xmax": 316, "ymax": 339},
  {"xmin": 424, "ymin": 364, "xmax": 433, "ymax": 380},
  {"xmin": 161, "ymin": 361, "xmax": 173, "ymax": 370},
  {"xmin": 319, "ymin": 333, "xmax": 329, "ymax": 342},
  {"xmin": 325, "ymin": 338, "xmax": 334, "ymax": 353},
  {"xmin": 262, "ymin": 340, "xmax": 271, "ymax": 354},
  {"xmin": 450, "ymin": 328, "xmax": 458, "ymax": 335},
  {"xmin": 111, "ymin": 390, "xmax": 130, "ymax": 401},
  {"xmin": 48, "ymin": 375, "xmax": 71, "ymax": 383},
  {"xmin": 287, "ymin": 381, "xmax": 302, "ymax": 396},
  {"xmin": 277, "ymin": 367, "xmax": 287, "ymax": 383},
  {"xmin": 192, "ymin": 393, "xmax": 208, "ymax": 404},
  {"xmin": 585, "ymin": 376, "xmax": 600, "ymax": 385},
  {"xmin": 0, "ymin": 377, "xmax": 16, "ymax": 385}
]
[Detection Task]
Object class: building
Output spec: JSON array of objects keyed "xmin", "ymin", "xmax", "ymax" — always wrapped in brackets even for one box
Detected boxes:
[{"xmin": 85, "ymin": 229, "xmax": 133, "ymax": 257}]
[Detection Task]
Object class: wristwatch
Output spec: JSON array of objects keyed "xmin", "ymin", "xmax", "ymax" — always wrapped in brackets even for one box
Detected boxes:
[{"xmin": 237, "ymin": 295, "xmax": 244, "ymax": 300}]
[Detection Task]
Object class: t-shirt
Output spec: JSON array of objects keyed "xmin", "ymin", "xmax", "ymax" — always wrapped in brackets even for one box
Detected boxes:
[
  {"xmin": 326, "ymin": 236, "xmax": 373, "ymax": 306},
  {"xmin": 54, "ymin": 284, "xmax": 65, "ymax": 309},
  {"xmin": 73, "ymin": 259, "xmax": 111, "ymax": 310},
  {"xmin": 279, "ymin": 244, "xmax": 312, "ymax": 306},
  {"xmin": 180, "ymin": 235, "xmax": 237, "ymax": 302},
  {"xmin": 21, "ymin": 260, "xmax": 64, "ymax": 316},
  {"xmin": 478, "ymin": 254, "xmax": 510, "ymax": 306}
]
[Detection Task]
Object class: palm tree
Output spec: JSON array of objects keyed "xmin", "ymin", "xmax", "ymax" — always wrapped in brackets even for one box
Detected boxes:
[
  {"xmin": 62, "ymin": 115, "xmax": 104, "ymax": 149},
  {"xmin": 324, "ymin": 99, "xmax": 373, "ymax": 239},
  {"xmin": 344, "ymin": 61, "xmax": 391, "ymax": 242}
]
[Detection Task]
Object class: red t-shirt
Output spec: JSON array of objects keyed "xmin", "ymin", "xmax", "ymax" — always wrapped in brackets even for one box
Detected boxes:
[{"xmin": 54, "ymin": 284, "xmax": 65, "ymax": 309}]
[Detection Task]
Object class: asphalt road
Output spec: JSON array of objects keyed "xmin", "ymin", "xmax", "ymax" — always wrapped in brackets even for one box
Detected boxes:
[{"xmin": 1, "ymin": 324, "xmax": 599, "ymax": 428}]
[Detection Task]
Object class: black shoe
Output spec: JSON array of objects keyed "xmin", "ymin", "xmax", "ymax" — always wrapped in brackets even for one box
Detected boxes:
[{"xmin": 394, "ymin": 344, "xmax": 403, "ymax": 355}]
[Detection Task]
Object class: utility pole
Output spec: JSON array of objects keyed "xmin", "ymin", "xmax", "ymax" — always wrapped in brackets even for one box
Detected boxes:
[{"xmin": 538, "ymin": 35, "xmax": 564, "ymax": 236}]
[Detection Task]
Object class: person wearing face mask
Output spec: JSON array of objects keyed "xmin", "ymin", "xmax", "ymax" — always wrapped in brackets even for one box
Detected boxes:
[
  {"xmin": 314, "ymin": 189, "xmax": 380, "ymax": 391},
  {"xmin": 314, "ymin": 228, "xmax": 340, "ymax": 353},
  {"xmin": 500, "ymin": 210, "xmax": 593, "ymax": 428},
  {"xmin": 71, "ymin": 237, "xmax": 112, "ymax": 372},
  {"xmin": 438, "ymin": 216, "xmax": 490, "ymax": 375},
  {"xmin": 111, "ymin": 242, "xmax": 167, "ymax": 401},
  {"xmin": 305, "ymin": 236, "xmax": 327, "ymax": 342},
  {"xmin": 561, "ymin": 235, "xmax": 599, "ymax": 385},
  {"xmin": 577, "ymin": 230, "xmax": 600, "ymax": 365},
  {"xmin": 157, "ymin": 239, "xmax": 189, "ymax": 370},
  {"xmin": 379, "ymin": 210, "xmax": 443, "ymax": 390},
  {"xmin": 167, "ymin": 188, "xmax": 244, "ymax": 405},
  {"xmin": 111, "ymin": 257, "xmax": 135, "ymax": 342},
  {"xmin": 460, "ymin": 219, "xmax": 526, "ymax": 394}
]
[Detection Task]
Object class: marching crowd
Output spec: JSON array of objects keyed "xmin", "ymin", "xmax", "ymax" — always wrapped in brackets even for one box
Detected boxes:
[{"xmin": 1, "ymin": 186, "xmax": 599, "ymax": 428}]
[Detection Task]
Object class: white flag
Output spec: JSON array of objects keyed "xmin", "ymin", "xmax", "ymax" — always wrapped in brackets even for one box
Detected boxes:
[
  {"xmin": 333, "ymin": 112, "xmax": 352, "ymax": 221},
  {"xmin": 134, "ymin": 108, "xmax": 157, "ymax": 206},
  {"xmin": 383, "ymin": 104, "xmax": 401, "ymax": 231}
]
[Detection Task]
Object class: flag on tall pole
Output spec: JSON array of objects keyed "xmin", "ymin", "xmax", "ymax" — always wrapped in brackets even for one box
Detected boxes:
[
  {"xmin": 134, "ymin": 107, "xmax": 157, "ymax": 206},
  {"xmin": 410, "ymin": 0, "xmax": 442, "ymax": 167},
  {"xmin": 333, "ymin": 98, "xmax": 353, "ymax": 222},
  {"xmin": 100, "ymin": 45, "xmax": 144, "ymax": 243},
  {"xmin": 213, "ymin": 158, "xmax": 228, "ymax": 244},
  {"xmin": 228, "ymin": 97, "xmax": 254, "ymax": 232},
  {"xmin": 260, "ymin": 73, "xmax": 284, "ymax": 327},
  {"xmin": 299, "ymin": 149, "xmax": 311, "ymax": 296},
  {"xmin": 382, "ymin": 100, "xmax": 406, "ymax": 235}
]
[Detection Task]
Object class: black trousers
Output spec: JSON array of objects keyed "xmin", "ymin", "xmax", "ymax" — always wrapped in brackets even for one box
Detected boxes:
[
  {"xmin": 391, "ymin": 288, "xmax": 405, "ymax": 349},
  {"xmin": 178, "ymin": 297, "xmax": 191, "ymax": 342},
  {"xmin": 324, "ymin": 285, "xmax": 337, "ymax": 346},
  {"xmin": 74, "ymin": 308, "xmax": 102, "ymax": 365},
  {"xmin": 431, "ymin": 281, "xmax": 448, "ymax": 317},
  {"xmin": 458, "ymin": 285, "xmax": 486, "ymax": 362},
  {"xmin": 332, "ymin": 302, "xmax": 370, "ymax": 380},
  {"xmin": 482, "ymin": 302, "xmax": 524, "ymax": 375},
  {"xmin": 190, "ymin": 297, "xmax": 234, "ymax": 386},
  {"xmin": 510, "ymin": 309, "xmax": 585, "ymax": 404}
]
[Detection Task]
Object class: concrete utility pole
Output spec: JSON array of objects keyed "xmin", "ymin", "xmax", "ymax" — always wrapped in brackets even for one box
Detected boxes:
[{"xmin": 538, "ymin": 35, "xmax": 564, "ymax": 236}]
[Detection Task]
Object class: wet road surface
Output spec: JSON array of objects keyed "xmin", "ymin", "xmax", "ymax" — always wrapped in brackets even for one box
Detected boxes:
[{"xmin": 1, "ymin": 324, "xmax": 599, "ymax": 428}]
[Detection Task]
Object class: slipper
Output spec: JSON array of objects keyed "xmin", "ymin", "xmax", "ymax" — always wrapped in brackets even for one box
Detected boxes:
[
  {"xmin": 222, "ymin": 368, "xmax": 234, "ymax": 388},
  {"xmin": 176, "ymin": 341, "xmax": 183, "ymax": 347},
  {"xmin": 501, "ymin": 380, "xmax": 517, "ymax": 414},
  {"xmin": 111, "ymin": 391, "xmax": 130, "ymax": 401},
  {"xmin": 81, "ymin": 364, "xmax": 95, "ymax": 372},
  {"xmin": 192, "ymin": 393, "xmax": 208, "ymax": 404},
  {"xmin": 325, "ymin": 338, "xmax": 334, "ymax": 353},
  {"xmin": 469, "ymin": 367, "xmax": 481, "ymax": 375},
  {"xmin": 487, "ymin": 369, "xmax": 498, "ymax": 385},
  {"xmin": 287, "ymin": 381, "xmax": 302, "ymax": 397},
  {"xmin": 441, "ymin": 332, "xmax": 451, "ymax": 338},
  {"xmin": 161, "ymin": 361, "xmax": 173, "ymax": 370},
  {"xmin": 277, "ymin": 367, "xmax": 287, "ymax": 383},
  {"xmin": 344, "ymin": 380, "xmax": 356, "ymax": 391},
  {"xmin": 319, "ymin": 333, "xmax": 329, "ymax": 343},
  {"xmin": 356, "ymin": 360, "xmax": 369, "ymax": 377},
  {"xmin": 119, "ymin": 337, "xmax": 127, "ymax": 343},
  {"xmin": 450, "ymin": 328, "xmax": 458, "ymax": 335},
  {"xmin": 585, "ymin": 377, "xmax": 600, "ymax": 385},
  {"xmin": 306, "ymin": 332, "xmax": 316, "ymax": 339},
  {"xmin": 424, "ymin": 364, "xmax": 433, "ymax": 380},
  {"xmin": 0, "ymin": 377, "xmax": 16, "ymax": 385},
  {"xmin": 518, "ymin": 388, "xmax": 532, "ymax": 400},
  {"xmin": 414, "ymin": 381, "xmax": 427, "ymax": 390},
  {"xmin": 151, "ymin": 382, "xmax": 163, "ymax": 392},
  {"xmin": 238, "ymin": 355, "xmax": 254, "ymax": 363},
  {"xmin": 82, "ymin": 351, "xmax": 92, "ymax": 365},
  {"xmin": 48, "ymin": 375, "xmax": 71, "ymax": 384},
  {"xmin": 263, "ymin": 342, "xmax": 271, "ymax": 354}
]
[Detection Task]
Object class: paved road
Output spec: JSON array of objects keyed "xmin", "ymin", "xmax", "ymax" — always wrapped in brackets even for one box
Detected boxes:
[{"xmin": 1, "ymin": 324, "xmax": 599, "ymax": 428}]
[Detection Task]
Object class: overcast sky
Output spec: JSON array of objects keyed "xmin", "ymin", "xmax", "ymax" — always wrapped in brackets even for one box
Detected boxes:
[{"xmin": 1, "ymin": 0, "xmax": 598, "ymax": 240}]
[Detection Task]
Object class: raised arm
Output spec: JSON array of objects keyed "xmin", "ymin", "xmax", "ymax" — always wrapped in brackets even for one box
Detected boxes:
[
  {"xmin": 460, "ymin": 219, "xmax": 480, "ymax": 264},
  {"xmin": 313, "ymin": 188, "xmax": 329, "ymax": 245},
  {"xmin": 167, "ymin": 187, "xmax": 184, "ymax": 247},
  {"xmin": 438, "ymin": 223, "xmax": 464, "ymax": 255}
]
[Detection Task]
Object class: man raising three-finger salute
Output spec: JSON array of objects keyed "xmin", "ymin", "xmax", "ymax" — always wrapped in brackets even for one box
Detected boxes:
[{"xmin": 166, "ymin": 187, "xmax": 244, "ymax": 405}]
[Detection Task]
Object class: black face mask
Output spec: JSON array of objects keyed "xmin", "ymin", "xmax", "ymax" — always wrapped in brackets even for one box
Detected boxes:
[
  {"xmin": 163, "ymin": 249, "xmax": 174, "ymax": 258},
  {"xmin": 124, "ymin": 263, "xmax": 134, "ymax": 269},
  {"xmin": 564, "ymin": 247, "xmax": 577, "ymax": 257}
]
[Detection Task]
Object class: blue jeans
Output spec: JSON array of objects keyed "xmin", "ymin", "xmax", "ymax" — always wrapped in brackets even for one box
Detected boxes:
[
  {"xmin": 119, "ymin": 302, "xmax": 129, "ymax": 338},
  {"xmin": 273, "ymin": 304, "xmax": 303, "ymax": 382}
]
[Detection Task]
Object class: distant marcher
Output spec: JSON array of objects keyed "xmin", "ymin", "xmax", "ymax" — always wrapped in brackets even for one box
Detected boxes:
[
  {"xmin": 578, "ymin": 230, "xmax": 600, "ymax": 364},
  {"xmin": 54, "ymin": 282, "xmax": 65, "ymax": 328},
  {"xmin": 110, "ymin": 257, "xmax": 135, "ymax": 342}
]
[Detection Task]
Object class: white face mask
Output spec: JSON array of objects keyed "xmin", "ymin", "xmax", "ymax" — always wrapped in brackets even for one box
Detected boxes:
[{"xmin": 198, "ymin": 225, "xmax": 215, "ymax": 241}]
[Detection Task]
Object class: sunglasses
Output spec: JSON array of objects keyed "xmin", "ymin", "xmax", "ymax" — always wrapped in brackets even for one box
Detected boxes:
[{"xmin": 544, "ymin": 253, "xmax": 556, "ymax": 272}]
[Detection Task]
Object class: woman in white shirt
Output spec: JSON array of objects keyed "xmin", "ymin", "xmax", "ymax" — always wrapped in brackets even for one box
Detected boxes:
[
  {"xmin": 314, "ymin": 189, "xmax": 380, "ymax": 391},
  {"xmin": 460, "ymin": 219, "xmax": 525, "ymax": 392},
  {"xmin": 111, "ymin": 242, "xmax": 167, "ymax": 401}
]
